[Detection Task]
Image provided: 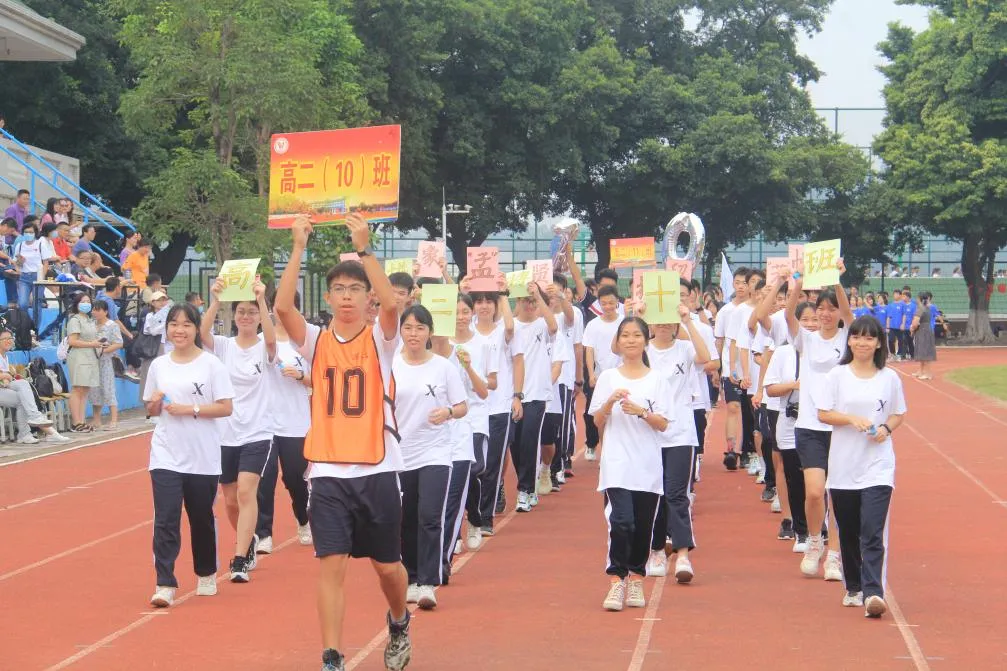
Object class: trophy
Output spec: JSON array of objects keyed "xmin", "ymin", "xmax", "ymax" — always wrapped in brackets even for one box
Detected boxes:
[{"xmin": 551, "ymin": 217, "xmax": 580, "ymax": 273}]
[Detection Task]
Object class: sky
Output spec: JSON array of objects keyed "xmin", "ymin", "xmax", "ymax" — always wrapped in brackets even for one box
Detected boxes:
[{"xmin": 799, "ymin": 0, "xmax": 931, "ymax": 148}]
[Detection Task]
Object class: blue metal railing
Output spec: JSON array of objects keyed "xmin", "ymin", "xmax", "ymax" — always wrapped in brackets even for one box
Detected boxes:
[{"xmin": 0, "ymin": 172, "xmax": 46, "ymax": 213}]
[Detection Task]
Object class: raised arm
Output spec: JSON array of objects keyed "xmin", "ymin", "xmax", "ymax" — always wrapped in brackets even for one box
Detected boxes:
[
  {"xmin": 346, "ymin": 213, "xmax": 397, "ymax": 340},
  {"xmin": 253, "ymin": 280, "xmax": 276, "ymax": 361},
  {"xmin": 534, "ymin": 284, "xmax": 558, "ymax": 335},
  {"xmin": 785, "ymin": 273, "xmax": 802, "ymax": 342},
  {"xmin": 567, "ymin": 247, "xmax": 587, "ymax": 302},
  {"xmin": 835, "ymin": 259, "xmax": 854, "ymax": 326},
  {"xmin": 275, "ymin": 216, "xmax": 310, "ymax": 348},
  {"xmin": 754, "ymin": 279, "xmax": 783, "ymax": 332},
  {"xmin": 679, "ymin": 305, "xmax": 711, "ymax": 364},
  {"xmin": 200, "ymin": 277, "xmax": 224, "ymax": 353}
]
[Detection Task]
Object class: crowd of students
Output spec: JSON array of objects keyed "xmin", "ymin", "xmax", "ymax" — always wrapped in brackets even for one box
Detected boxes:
[{"xmin": 138, "ymin": 218, "xmax": 911, "ymax": 671}]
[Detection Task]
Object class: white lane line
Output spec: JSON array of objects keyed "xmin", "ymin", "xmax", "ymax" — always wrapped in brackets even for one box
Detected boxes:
[
  {"xmin": 887, "ymin": 586, "xmax": 931, "ymax": 671},
  {"xmin": 626, "ymin": 578, "xmax": 667, "ymax": 671},
  {"xmin": 0, "ymin": 429, "xmax": 153, "ymax": 468},
  {"xmin": 1, "ymin": 467, "xmax": 147, "ymax": 513}
]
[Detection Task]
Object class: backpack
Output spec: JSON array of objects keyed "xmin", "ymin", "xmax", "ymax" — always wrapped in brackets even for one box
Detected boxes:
[
  {"xmin": 29, "ymin": 357, "xmax": 54, "ymax": 397},
  {"xmin": 50, "ymin": 362, "xmax": 69, "ymax": 393},
  {"xmin": 1, "ymin": 307, "xmax": 34, "ymax": 351}
]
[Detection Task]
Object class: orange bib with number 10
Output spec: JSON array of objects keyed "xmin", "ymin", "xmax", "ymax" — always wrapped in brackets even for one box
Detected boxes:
[{"xmin": 304, "ymin": 326, "xmax": 397, "ymax": 465}]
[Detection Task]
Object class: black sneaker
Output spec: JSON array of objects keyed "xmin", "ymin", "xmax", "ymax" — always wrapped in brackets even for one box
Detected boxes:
[
  {"xmin": 777, "ymin": 518, "xmax": 795, "ymax": 540},
  {"xmin": 321, "ymin": 649, "xmax": 345, "ymax": 671},
  {"xmin": 723, "ymin": 450, "xmax": 739, "ymax": 471},
  {"xmin": 739, "ymin": 452, "xmax": 751, "ymax": 469},
  {"xmin": 229, "ymin": 556, "xmax": 249, "ymax": 583},
  {"xmin": 384, "ymin": 610, "xmax": 412, "ymax": 671},
  {"xmin": 495, "ymin": 484, "xmax": 506, "ymax": 515},
  {"xmin": 246, "ymin": 535, "xmax": 259, "ymax": 571},
  {"xmin": 760, "ymin": 486, "xmax": 776, "ymax": 503}
]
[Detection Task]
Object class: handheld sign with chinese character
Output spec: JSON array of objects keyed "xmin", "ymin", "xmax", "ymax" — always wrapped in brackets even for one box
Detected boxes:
[
  {"xmin": 466, "ymin": 247, "xmax": 500, "ymax": 291},
  {"xmin": 765, "ymin": 257, "xmax": 792, "ymax": 287},
  {"xmin": 643, "ymin": 271, "xmax": 681, "ymax": 325},
  {"xmin": 526, "ymin": 260, "xmax": 553, "ymax": 292},
  {"xmin": 421, "ymin": 283, "xmax": 459, "ymax": 336},
  {"xmin": 788, "ymin": 244, "xmax": 806, "ymax": 289},
  {"xmin": 384, "ymin": 258, "xmax": 413, "ymax": 276},
  {"xmin": 802, "ymin": 239, "xmax": 841, "ymax": 289},
  {"xmin": 610, "ymin": 237, "xmax": 656, "ymax": 269},
  {"xmin": 268, "ymin": 125, "xmax": 401, "ymax": 229},
  {"xmin": 217, "ymin": 258, "xmax": 261, "ymax": 302},
  {"xmin": 417, "ymin": 241, "xmax": 445, "ymax": 279},
  {"xmin": 506, "ymin": 270, "xmax": 531, "ymax": 298},
  {"xmin": 664, "ymin": 257, "xmax": 694, "ymax": 281}
]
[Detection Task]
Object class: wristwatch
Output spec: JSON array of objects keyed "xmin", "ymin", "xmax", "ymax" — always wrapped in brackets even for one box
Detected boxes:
[
  {"xmin": 513, "ymin": 392, "xmax": 525, "ymax": 401},
  {"xmin": 879, "ymin": 423, "xmax": 892, "ymax": 434},
  {"xmin": 193, "ymin": 404, "xmax": 201, "ymax": 419},
  {"xmin": 356, "ymin": 245, "xmax": 374, "ymax": 257}
]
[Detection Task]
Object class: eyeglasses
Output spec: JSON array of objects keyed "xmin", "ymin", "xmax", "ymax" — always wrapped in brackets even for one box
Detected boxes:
[
  {"xmin": 329, "ymin": 284, "xmax": 368, "ymax": 296},
  {"xmin": 234, "ymin": 310, "xmax": 260, "ymax": 318}
]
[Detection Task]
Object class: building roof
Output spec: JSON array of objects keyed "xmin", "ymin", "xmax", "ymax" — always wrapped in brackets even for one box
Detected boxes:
[{"xmin": 0, "ymin": 0, "xmax": 86, "ymax": 62}]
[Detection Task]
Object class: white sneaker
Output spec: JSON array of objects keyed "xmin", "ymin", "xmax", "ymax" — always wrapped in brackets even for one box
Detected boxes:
[
  {"xmin": 45, "ymin": 431, "xmax": 70, "ymax": 443},
  {"xmin": 556, "ymin": 470, "xmax": 566, "ymax": 485},
  {"xmin": 515, "ymin": 491, "xmax": 532, "ymax": 513},
  {"xmin": 257, "ymin": 536, "xmax": 273, "ymax": 555},
  {"xmin": 537, "ymin": 469, "xmax": 553, "ymax": 496},
  {"xmin": 865, "ymin": 595, "xmax": 888, "ymax": 618},
  {"xmin": 417, "ymin": 585, "xmax": 437, "ymax": 610},
  {"xmin": 150, "ymin": 586, "xmax": 175, "ymax": 608},
  {"xmin": 674, "ymin": 556, "xmax": 694, "ymax": 584},
  {"xmin": 406, "ymin": 584, "xmax": 420, "ymax": 604},
  {"xmin": 842, "ymin": 591, "xmax": 864, "ymax": 607},
  {"xmin": 800, "ymin": 538, "xmax": 823, "ymax": 576},
  {"xmin": 646, "ymin": 550, "xmax": 667, "ymax": 577},
  {"xmin": 793, "ymin": 535, "xmax": 809, "ymax": 553},
  {"xmin": 529, "ymin": 492, "xmax": 539, "ymax": 507},
  {"xmin": 466, "ymin": 526, "xmax": 482, "ymax": 551},
  {"xmin": 16, "ymin": 434, "xmax": 39, "ymax": 444},
  {"xmin": 585, "ymin": 447, "xmax": 597, "ymax": 462},
  {"xmin": 603, "ymin": 580, "xmax": 626, "ymax": 611},
  {"xmin": 147, "ymin": 417, "xmax": 158, "ymax": 425},
  {"xmin": 755, "ymin": 465, "xmax": 766, "ymax": 484},
  {"xmin": 770, "ymin": 495, "xmax": 781, "ymax": 513},
  {"xmin": 297, "ymin": 524, "xmax": 313, "ymax": 546},
  {"xmin": 694, "ymin": 455, "xmax": 702, "ymax": 482},
  {"xmin": 453, "ymin": 539, "xmax": 463, "ymax": 556},
  {"xmin": 196, "ymin": 576, "xmax": 217, "ymax": 596},
  {"xmin": 625, "ymin": 579, "xmax": 646, "ymax": 608},
  {"xmin": 824, "ymin": 553, "xmax": 843, "ymax": 581},
  {"xmin": 747, "ymin": 455, "xmax": 761, "ymax": 476}
]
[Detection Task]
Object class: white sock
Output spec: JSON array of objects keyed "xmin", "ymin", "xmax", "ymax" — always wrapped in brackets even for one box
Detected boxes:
[{"xmin": 828, "ymin": 550, "xmax": 841, "ymax": 560}]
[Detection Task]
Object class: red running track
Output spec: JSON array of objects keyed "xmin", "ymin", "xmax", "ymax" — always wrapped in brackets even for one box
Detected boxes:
[{"xmin": 2, "ymin": 348, "xmax": 1006, "ymax": 670}]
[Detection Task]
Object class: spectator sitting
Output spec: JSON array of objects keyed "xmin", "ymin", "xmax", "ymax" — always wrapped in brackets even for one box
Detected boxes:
[
  {"xmin": 39, "ymin": 197, "xmax": 59, "ymax": 228},
  {"xmin": 89, "ymin": 299, "xmax": 123, "ymax": 431},
  {"xmin": 0, "ymin": 218, "xmax": 20, "ymax": 301},
  {"xmin": 932, "ymin": 267, "xmax": 942, "ymax": 278},
  {"xmin": 952, "ymin": 266, "xmax": 962, "ymax": 278},
  {"xmin": 75, "ymin": 251, "xmax": 105, "ymax": 286},
  {"xmin": 71, "ymin": 224, "xmax": 96, "ymax": 261},
  {"xmin": 122, "ymin": 239, "xmax": 153, "ymax": 287},
  {"xmin": 141, "ymin": 273, "xmax": 165, "ymax": 305},
  {"xmin": 0, "ymin": 328, "xmax": 69, "ymax": 444},
  {"xmin": 55, "ymin": 198, "xmax": 71, "ymax": 225},
  {"xmin": 3, "ymin": 189, "xmax": 29, "ymax": 236}
]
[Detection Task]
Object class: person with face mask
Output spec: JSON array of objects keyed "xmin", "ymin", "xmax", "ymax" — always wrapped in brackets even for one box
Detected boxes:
[
  {"xmin": 12, "ymin": 222, "xmax": 53, "ymax": 312},
  {"xmin": 66, "ymin": 292, "xmax": 103, "ymax": 432}
]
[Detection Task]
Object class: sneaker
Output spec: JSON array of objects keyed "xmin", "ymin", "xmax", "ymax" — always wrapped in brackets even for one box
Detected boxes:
[
  {"xmin": 495, "ymin": 485, "xmax": 506, "ymax": 514},
  {"xmin": 515, "ymin": 491, "xmax": 532, "ymax": 513},
  {"xmin": 149, "ymin": 585, "xmax": 175, "ymax": 608},
  {"xmin": 792, "ymin": 534, "xmax": 809, "ymax": 553},
  {"xmin": 480, "ymin": 526, "xmax": 494, "ymax": 537},
  {"xmin": 384, "ymin": 610, "xmax": 413, "ymax": 671},
  {"xmin": 694, "ymin": 455, "xmax": 702, "ymax": 482},
  {"xmin": 747, "ymin": 454, "xmax": 761, "ymax": 476},
  {"xmin": 625, "ymin": 579, "xmax": 646, "ymax": 608},
  {"xmin": 16, "ymin": 434, "xmax": 39, "ymax": 445},
  {"xmin": 466, "ymin": 526, "xmax": 482, "ymax": 551},
  {"xmin": 406, "ymin": 584, "xmax": 419, "ymax": 604},
  {"xmin": 298, "ymin": 524, "xmax": 313, "ymax": 546},
  {"xmin": 529, "ymin": 492, "xmax": 539, "ymax": 508},
  {"xmin": 739, "ymin": 452, "xmax": 750, "ymax": 469},
  {"xmin": 537, "ymin": 469, "xmax": 553, "ymax": 496},
  {"xmin": 723, "ymin": 450, "xmax": 738, "ymax": 471},
  {"xmin": 246, "ymin": 536, "xmax": 259, "ymax": 571},
  {"xmin": 196, "ymin": 576, "xmax": 217, "ymax": 596},
  {"xmin": 229, "ymin": 556, "xmax": 249, "ymax": 583},
  {"xmin": 674, "ymin": 556, "xmax": 694, "ymax": 584},
  {"xmin": 416, "ymin": 585, "xmax": 437, "ymax": 610},
  {"xmin": 777, "ymin": 518, "xmax": 795, "ymax": 540},
  {"xmin": 770, "ymin": 494, "xmax": 782, "ymax": 513},
  {"xmin": 564, "ymin": 467, "xmax": 575, "ymax": 478},
  {"xmin": 454, "ymin": 539, "xmax": 463, "ymax": 556},
  {"xmin": 585, "ymin": 447, "xmax": 597, "ymax": 462},
  {"xmin": 321, "ymin": 648, "xmax": 345, "ymax": 671},
  {"xmin": 824, "ymin": 553, "xmax": 844, "ymax": 581},
  {"xmin": 760, "ymin": 486, "xmax": 776, "ymax": 503},
  {"xmin": 843, "ymin": 591, "xmax": 864, "ymax": 607},
  {"xmin": 800, "ymin": 538, "xmax": 823, "ymax": 576},
  {"xmin": 603, "ymin": 579, "xmax": 626, "ymax": 611},
  {"xmin": 257, "ymin": 536, "xmax": 273, "ymax": 555},
  {"xmin": 555, "ymin": 470, "xmax": 566, "ymax": 485},
  {"xmin": 864, "ymin": 595, "xmax": 888, "ymax": 618},
  {"xmin": 44, "ymin": 431, "xmax": 70, "ymax": 443},
  {"xmin": 646, "ymin": 550, "xmax": 668, "ymax": 577}
]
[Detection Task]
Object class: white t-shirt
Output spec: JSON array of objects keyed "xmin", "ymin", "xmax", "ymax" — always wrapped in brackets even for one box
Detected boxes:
[
  {"xmin": 445, "ymin": 351, "xmax": 476, "ymax": 462},
  {"xmin": 15, "ymin": 238, "xmax": 54, "ymax": 273},
  {"xmin": 793, "ymin": 326, "xmax": 849, "ymax": 431},
  {"xmin": 556, "ymin": 309, "xmax": 583, "ymax": 388},
  {"xmin": 762, "ymin": 344, "xmax": 798, "ymax": 450},
  {"xmin": 714, "ymin": 300, "xmax": 740, "ymax": 378},
  {"xmin": 690, "ymin": 314, "xmax": 717, "ymax": 411},
  {"xmin": 766, "ymin": 309, "xmax": 790, "ymax": 347},
  {"xmin": 754, "ymin": 327, "xmax": 780, "ymax": 411},
  {"xmin": 211, "ymin": 335, "xmax": 275, "ymax": 446},
  {"xmin": 298, "ymin": 321, "xmax": 403, "ymax": 479},
  {"xmin": 271, "ymin": 339, "xmax": 311, "ymax": 437},
  {"xmin": 486, "ymin": 321, "xmax": 522, "ymax": 415},
  {"xmin": 514, "ymin": 317, "xmax": 553, "ymax": 402},
  {"xmin": 143, "ymin": 351, "xmax": 235, "ymax": 475},
  {"xmin": 589, "ymin": 368, "xmax": 671, "ymax": 495},
  {"xmin": 648, "ymin": 340, "xmax": 699, "ymax": 447},
  {"xmin": 392, "ymin": 354, "xmax": 468, "ymax": 471},
  {"xmin": 582, "ymin": 315, "xmax": 622, "ymax": 379},
  {"xmin": 815, "ymin": 366, "xmax": 906, "ymax": 489},
  {"xmin": 729, "ymin": 302, "xmax": 756, "ymax": 382},
  {"xmin": 547, "ymin": 333, "xmax": 572, "ymax": 414},
  {"xmin": 450, "ymin": 330, "xmax": 496, "ymax": 436}
]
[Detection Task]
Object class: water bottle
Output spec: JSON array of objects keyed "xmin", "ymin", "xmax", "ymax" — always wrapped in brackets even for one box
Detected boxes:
[{"xmin": 866, "ymin": 424, "xmax": 877, "ymax": 436}]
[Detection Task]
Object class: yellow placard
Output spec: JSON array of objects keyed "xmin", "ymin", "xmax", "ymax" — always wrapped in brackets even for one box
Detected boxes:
[
  {"xmin": 506, "ymin": 270, "xmax": 531, "ymax": 298},
  {"xmin": 421, "ymin": 283, "xmax": 459, "ymax": 336},
  {"xmin": 610, "ymin": 237, "xmax": 656, "ymax": 268},
  {"xmin": 643, "ymin": 271, "xmax": 680, "ymax": 325},
  {"xmin": 217, "ymin": 258, "xmax": 261, "ymax": 302},
  {"xmin": 802, "ymin": 239, "xmax": 841, "ymax": 289},
  {"xmin": 384, "ymin": 258, "xmax": 413, "ymax": 276}
]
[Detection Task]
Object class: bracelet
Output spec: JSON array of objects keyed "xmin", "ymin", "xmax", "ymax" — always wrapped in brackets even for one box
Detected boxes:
[
  {"xmin": 880, "ymin": 423, "xmax": 892, "ymax": 434},
  {"xmin": 575, "ymin": 381, "xmax": 583, "ymax": 387},
  {"xmin": 297, "ymin": 371, "xmax": 305, "ymax": 381}
]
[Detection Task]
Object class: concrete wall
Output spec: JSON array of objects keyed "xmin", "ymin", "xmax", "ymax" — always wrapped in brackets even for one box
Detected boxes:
[{"xmin": 0, "ymin": 138, "xmax": 80, "ymax": 213}]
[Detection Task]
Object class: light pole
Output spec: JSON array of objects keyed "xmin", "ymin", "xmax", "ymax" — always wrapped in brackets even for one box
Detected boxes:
[{"xmin": 442, "ymin": 187, "xmax": 472, "ymax": 243}]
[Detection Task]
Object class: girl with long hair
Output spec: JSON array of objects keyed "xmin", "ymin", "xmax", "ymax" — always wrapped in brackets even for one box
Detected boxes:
[{"xmin": 910, "ymin": 291, "xmax": 937, "ymax": 380}]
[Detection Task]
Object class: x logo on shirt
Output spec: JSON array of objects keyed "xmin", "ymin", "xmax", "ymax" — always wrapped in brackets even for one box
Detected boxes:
[
  {"xmin": 192, "ymin": 382, "xmax": 205, "ymax": 397},
  {"xmin": 425, "ymin": 384, "xmax": 437, "ymax": 397},
  {"xmin": 253, "ymin": 363, "xmax": 262, "ymax": 375},
  {"xmin": 675, "ymin": 363, "xmax": 686, "ymax": 375},
  {"xmin": 646, "ymin": 399, "xmax": 655, "ymax": 412},
  {"xmin": 876, "ymin": 399, "xmax": 887, "ymax": 413}
]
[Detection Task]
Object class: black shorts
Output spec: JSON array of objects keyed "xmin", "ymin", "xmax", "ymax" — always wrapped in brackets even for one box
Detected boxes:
[
  {"xmin": 795, "ymin": 428, "xmax": 831, "ymax": 470},
  {"xmin": 220, "ymin": 440, "xmax": 272, "ymax": 484},
  {"xmin": 721, "ymin": 377, "xmax": 743, "ymax": 403},
  {"xmin": 542, "ymin": 412, "xmax": 561, "ymax": 446},
  {"xmin": 763, "ymin": 409, "xmax": 780, "ymax": 451},
  {"xmin": 308, "ymin": 472, "xmax": 402, "ymax": 563}
]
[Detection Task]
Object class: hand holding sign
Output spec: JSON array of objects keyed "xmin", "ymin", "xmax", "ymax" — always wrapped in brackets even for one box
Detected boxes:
[
  {"xmin": 216, "ymin": 258, "xmax": 261, "ymax": 302},
  {"xmin": 467, "ymin": 247, "xmax": 500, "ymax": 291},
  {"xmin": 802, "ymin": 239, "xmax": 842, "ymax": 289},
  {"xmin": 526, "ymin": 260, "xmax": 552, "ymax": 292},
  {"xmin": 506, "ymin": 270, "xmax": 531, "ymax": 298},
  {"xmin": 643, "ymin": 271, "xmax": 681, "ymax": 325},
  {"xmin": 417, "ymin": 241, "xmax": 446, "ymax": 279},
  {"xmin": 765, "ymin": 258, "xmax": 792, "ymax": 287}
]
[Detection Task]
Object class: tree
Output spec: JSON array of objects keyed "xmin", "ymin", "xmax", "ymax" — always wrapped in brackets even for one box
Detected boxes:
[
  {"xmin": 115, "ymin": 0, "xmax": 367, "ymax": 279},
  {"xmin": 874, "ymin": 3, "xmax": 1007, "ymax": 342}
]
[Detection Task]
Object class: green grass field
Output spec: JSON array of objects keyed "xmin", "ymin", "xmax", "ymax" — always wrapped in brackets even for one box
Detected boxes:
[{"xmin": 945, "ymin": 366, "xmax": 1007, "ymax": 402}]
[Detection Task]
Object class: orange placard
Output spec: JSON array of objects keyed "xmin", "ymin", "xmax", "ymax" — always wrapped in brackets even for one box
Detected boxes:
[
  {"xmin": 665, "ymin": 257, "xmax": 694, "ymax": 281},
  {"xmin": 766, "ymin": 257, "xmax": 792, "ymax": 286},
  {"xmin": 610, "ymin": 237, "xmax": 656, "ymax": 268},
  {"xmin": 268, "ymin": 125, "xmax": 401, "ymax": 229}
]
